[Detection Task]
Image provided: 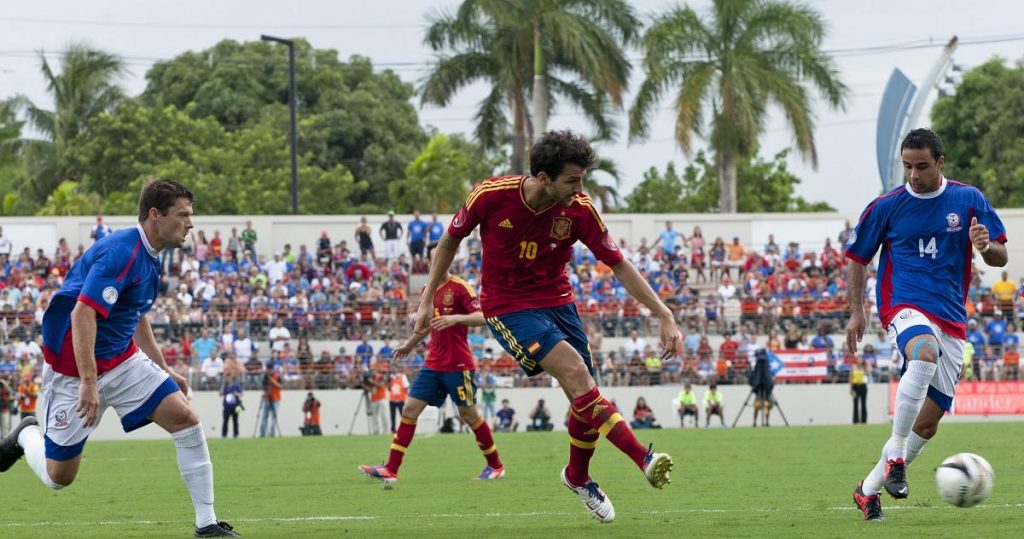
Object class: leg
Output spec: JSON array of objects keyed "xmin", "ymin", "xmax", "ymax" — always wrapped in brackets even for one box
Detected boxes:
[
  {"xmin": 231, "ymin": 410, "xmax": 239, "ymax": 438},
  {"xmin": 889, "ymin": 334, "xmax": 939, "ymax": 460},
  {"xmin": 222, "ymin": 408, "xmax": 229, "ymax": 438},
  {"xmin": 149, "ymin": 391, "xmax": 220, "ymax": 529},
  {"xmin": 458, "ymin": 404, "xmax": 504, "ymax": 473},
  {"xmin": 382, "ymin": 397, "xmax": 427, "ymax": 474}
]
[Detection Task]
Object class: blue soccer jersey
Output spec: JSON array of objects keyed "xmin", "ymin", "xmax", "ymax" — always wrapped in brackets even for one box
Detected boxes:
[
  {"xmin": 42, "ymin": 225, "xmax": 162, "ymax": 377},
  {"xmin": 845, "ymin": 178, "xmax": 1006, "ymax": 339}
]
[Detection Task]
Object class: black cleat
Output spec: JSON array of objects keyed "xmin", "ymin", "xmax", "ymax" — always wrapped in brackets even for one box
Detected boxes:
[
  {"xmin": 853, "ymin": 483, "xmax": 885, "ymax": 521},
  {"xmin": 194, "ymin": 521, "xmax": 240, "ymax": 537},
  {"xmin": 0, "ymin": 416, "xmax": 39, "ymax": 473},
  {"xmin": 882, "ymin": 458, "xmax": 908, "ymax": 499}
]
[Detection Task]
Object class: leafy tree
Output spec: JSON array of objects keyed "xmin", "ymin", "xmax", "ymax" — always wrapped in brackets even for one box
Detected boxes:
[
  {"xmin": 15, "ymin": 44, "xmax": 124, "ymax": 204},
  {"xmin": 421, "ymin": 0, "xmax": 637, "ymax": 174},
  {"xmin": 391, "ymin": 133, "xmax": 499, "ymax": 213},
  {"xmin": 37, "ymin": 181, "xmax": 99, "ymax": 216},
  {"xmin": 932, "ymin": 58, "xmax": 1024, "ymax": 206},
  {"xmin": 629, "ymin": 0, "xmax": 847, "ymax": 213},
  {"xmin": 143, "ymin": 41, "xmax": 425, "ymax": 209},
  {"xmin": 625, "ymin": 150, "xmax": 834, "ymax": 213}
]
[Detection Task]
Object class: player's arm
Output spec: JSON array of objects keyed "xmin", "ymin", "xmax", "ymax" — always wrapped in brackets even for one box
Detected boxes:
[
  {"xmin": 611, "ymin": 259, "xmax": 680, "ymax": 359},
  {"xmin": 430, "ymin": 311, "xmax": 485, "ymax": 331},
  {"xmin": 413, "ymin": 233, "xmax": 463, "ymax": 333},
  {"xmin": 845, "ymin": 261, "xmax": 868, "ymax": 355},
  {"xmin": 71, "ymin": 302, "xmax": 101, "ymax": 427},
  {"xmin": 969, "ymin": 216, "xmax": 1008, "ymax": 267}
]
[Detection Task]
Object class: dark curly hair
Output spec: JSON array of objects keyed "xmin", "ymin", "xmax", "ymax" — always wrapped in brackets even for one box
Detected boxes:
[
  {"xmin": 529, "ymin": 130, "xmax": 598, "ymax": 179},
  {"xmin": 138, "ymin": 178, "xmax": 194, "ymax": 222},
  {"xmin": 900, "ymin": 128, "xmax": 944, "ymax": 161}
]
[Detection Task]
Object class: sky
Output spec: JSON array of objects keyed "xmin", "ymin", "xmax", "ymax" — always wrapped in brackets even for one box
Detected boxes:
[{"xmin": 2, "ymin": 0, "xmax": 1023, "ymax": 215}]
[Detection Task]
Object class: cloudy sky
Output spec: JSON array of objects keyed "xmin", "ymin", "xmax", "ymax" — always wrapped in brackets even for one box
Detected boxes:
[{"xmin": 2, "ymin": 0, "xmax": 1023, "ymax": 214}]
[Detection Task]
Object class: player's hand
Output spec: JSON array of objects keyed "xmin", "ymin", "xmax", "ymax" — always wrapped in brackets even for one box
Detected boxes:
[
  {"xmin": 412, "ymin": 301, "xmax": 434, "ymax": 336},
  {"xmin": 658, "ymin": 316, "xmax": 682, "ymax": 360},
  {"xmin": 170, "ymin": 370, "xmax": 191, "ymax": 400},
  {"xmin": 430, "ymin": 315, "xmax": 459, "ymax": 331},
  {"xmin": 845, "ymin": 311, "xmax": 865, "ymax": 355},
  {"xmin": 392, "ymin": 343, "xmax": 414, "ymax": 363},
  {"xmin": 76, "ymin": 381, "xmax": 101, "ymax": 428},
  {"xmin": 969, "ymin": 217, "xmax": 990, "ymax": 251}
]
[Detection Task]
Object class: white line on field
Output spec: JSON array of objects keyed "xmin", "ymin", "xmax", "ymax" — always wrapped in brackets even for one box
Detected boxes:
[{"xmin": 3, "ymin": 504, "xmax": 1023, "ymax": 528}]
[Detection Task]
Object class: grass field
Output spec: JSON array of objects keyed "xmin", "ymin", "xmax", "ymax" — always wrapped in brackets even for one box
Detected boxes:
[{"xmin": 1, "ymin": 422, "xmax": 1022, "ymax": 537}]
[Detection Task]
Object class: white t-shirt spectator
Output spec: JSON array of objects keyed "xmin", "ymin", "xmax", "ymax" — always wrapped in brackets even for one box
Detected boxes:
[
  {"xmin": 717, "ymin": 282, "xmax": 737, "ymax": 300},
  {"xmin": 266, "ymin": 258, "xmax": 288, "ymax": 284},
  {"xmin": 16, "ymin": 340, "xmax": 42, "ymax": 360},
  {"xmin": 268, "ymin": 325, "xmax": 291, "ymax": 353},
  {"xmin": 623, "ymin": 336, "xmax": 646, "ymax": 358},
  {"xmin": 233, "ymin": 337, "xmax": 253, "ymax": 361},
  {"xmin": 201, "ymin": 356, "xmax": 225, "ymax": 380},
  {"xmin": 0, "ymin": 234, "xmax": 11, "ymax": 257}
]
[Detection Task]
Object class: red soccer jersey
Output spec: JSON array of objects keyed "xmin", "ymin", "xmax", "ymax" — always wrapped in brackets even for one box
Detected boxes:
[
  {"xmin": 425, "ymin": 276, "xmax": 480, "ymax": 372},
  {"xmin": 447, "ymin": 176, "xmax": 624, "ymax": 317}
]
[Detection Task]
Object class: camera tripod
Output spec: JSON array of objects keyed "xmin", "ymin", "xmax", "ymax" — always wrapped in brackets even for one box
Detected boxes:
[
  {"xmin": 347, "ymin": 389, "xmax": 373, "ymax": 435},
  {"xmin": 251, "ymin": 398, "xmax": 282, "ymax": 438},
  {"xmin": 731, "ymin": 386, "xmax": 790, "ymax": 428}
]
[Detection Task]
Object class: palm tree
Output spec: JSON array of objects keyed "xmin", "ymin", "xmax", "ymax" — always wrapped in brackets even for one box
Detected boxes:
[
  {"xmin": 628, "ymin": 0, "xmax": 848, "ymax": 213},
  {"xmin": 15, "ymin": 43, "xmax": 124, "ymax": 203},
  {"xmin": 421, "ymin": 0, "xmax": 638, "ymax": 174}
]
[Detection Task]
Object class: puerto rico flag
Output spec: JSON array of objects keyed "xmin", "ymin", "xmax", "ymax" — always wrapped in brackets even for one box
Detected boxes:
[{"xmin": 763, "ymin": 349, "xmax": 829, "ymax": 382}]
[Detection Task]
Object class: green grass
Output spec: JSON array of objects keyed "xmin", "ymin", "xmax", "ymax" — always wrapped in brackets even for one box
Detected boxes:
[{"xmin": 2, "ymin": 423, "xmax": 1023, "ymax": 537}]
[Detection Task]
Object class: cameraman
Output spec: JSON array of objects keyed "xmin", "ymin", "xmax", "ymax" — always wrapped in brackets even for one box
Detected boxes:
[
  {"xmin": 220, "ymin": 374, "xmax": 243, "ymax": 439},
  {"xmin": 259, "ymin": 364, "xmax": 282, "ymax": 437},
  {"xmin": 302, "ymin": 392, "xmax": 322, "ymax": 436},
  {"xmin": 750, "ymin": 348, "xmax": 774, "ymax": 427},
  {"xmin": 527, "ymin": 399, "xmax": 553, "ymax": 432},
  {"xmin": 366, "ymin": 364, "xmax": 388, "ymax": 435}
]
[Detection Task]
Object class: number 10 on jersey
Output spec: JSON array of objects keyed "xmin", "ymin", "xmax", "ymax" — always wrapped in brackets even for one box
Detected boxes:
[{"xmin": 919, "ymin": 237, "xmax": 938, "ymax": 259}]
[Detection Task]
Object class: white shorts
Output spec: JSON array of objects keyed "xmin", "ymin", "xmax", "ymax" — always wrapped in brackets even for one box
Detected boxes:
[
  {"xmin": 886, "ymin": 308, "xmax": 964, "ymax": 411},
  {"xmin": 384, "ymin": 239, "xmax": 402, "ymax": 260},
  {"xmin": 42, "ymin": 351, "xmax": 179, "ymax": 460}
]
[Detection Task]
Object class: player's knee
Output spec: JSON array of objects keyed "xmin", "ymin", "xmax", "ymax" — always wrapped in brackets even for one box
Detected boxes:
[
  {"xmin": 45, "ymin": 466, "xmax": 75, "ymax": 489},
  {"xmin": 458, "ymin": 407, "xmax": 480, "ymax": 425},
  {"xmin": 907, "ymin": 337, "xmax": 940, "ymax": 363},
  {"xmin": 916, "ymin": 423, "xmax": 938, "ymax": 439}
]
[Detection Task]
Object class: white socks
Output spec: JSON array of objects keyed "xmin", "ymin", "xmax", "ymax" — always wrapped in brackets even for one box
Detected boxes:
[
  {"xmin": 17, "ymin": 425, "xmax": 64, "ymax": 490},
  {"xmin": 887, "ymin": 360, "xmax": 937, "ymax": 460},
  {"xmin": 172, "ymin": 424, "xmax": 217, "ymax": 528}
]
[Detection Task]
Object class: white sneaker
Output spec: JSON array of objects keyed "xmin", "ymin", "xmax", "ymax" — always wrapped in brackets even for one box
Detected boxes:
[
  {"xmin": 643, "ymin": 445, "xmax": 673, "ymax": 489},
  {"xmin": 560, "ymin": 467, "xmax": 615, "ymax": 523}
]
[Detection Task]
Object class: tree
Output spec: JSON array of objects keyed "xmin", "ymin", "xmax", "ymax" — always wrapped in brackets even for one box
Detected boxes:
[
  {"xmin": 932, "ymin": 58, "xmax": 1024, "ymax": 206},
  {"xmin": 36, "ymin": 181, "xmax": 99, "ymax": 216},
  {"xmin": 629, "ymin": 0, "xmax": 847, "ymax": 213},
  {"xmin": 143, "ymin": 41, "xmax": 426, "ymax": 209},
  {"xmin": 391, "ymin": 133, "xmax": 499, "ymax": 213},
  {"xmin": 421, "ymin": 0, "xmax": 636, "ymax": 174},
  {"xmin": 15, "ymin": 44, "xmax": 124, "ymax": 204},
  {"xmin": 624, "ymin": 150, "xmax": 834, "ymax": 213}
]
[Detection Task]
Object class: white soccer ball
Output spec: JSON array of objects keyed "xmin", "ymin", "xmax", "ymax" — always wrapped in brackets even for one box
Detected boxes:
[{"xmin": 935, "ymin": 453, "xmax": 994, "ymax": 508}]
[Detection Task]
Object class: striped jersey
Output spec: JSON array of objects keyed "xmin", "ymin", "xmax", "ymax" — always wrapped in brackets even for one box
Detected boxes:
[
  {"xmin": 844, "ymin": 177, "xmax": 1007, "ymax": 339},
  {"xmin": 447, "ymin": 175, "xmax": 623, "ymax": 317}
]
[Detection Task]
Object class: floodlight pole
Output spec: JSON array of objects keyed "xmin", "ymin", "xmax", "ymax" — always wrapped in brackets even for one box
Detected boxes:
[{"xmin": 261, "ymin": 34, "xmax": 299, "ymax": 214}]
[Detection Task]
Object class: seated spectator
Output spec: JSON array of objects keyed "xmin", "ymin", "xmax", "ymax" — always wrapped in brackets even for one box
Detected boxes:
[
  {"xmin": 493, "ymin": 399, "xmax": 519, "ymax": 432},
  {"xmin": 980, "ymin": 345, "xmax": 999, "ymax": 381},
  {"xmin": 1003, "ymin": 346, "xmax": 1020, "ymax": 380},
  {"xmin": 677, "ymin": 382, "xmax": 699, "ymax": 428},
  {"xmin": 703, "ymin": 382, "xmax": 726, "ymax": 428},
  {"xmin": 630, "ymin": 396, "xmax": 661, "ymax": 429},
  {"xmin": 526, "ymin": 399, "xmax": 553, "ymax": 431},
  {"xmin": 200, "ymin": 352, "xmax": 225, "ymax": 390}
]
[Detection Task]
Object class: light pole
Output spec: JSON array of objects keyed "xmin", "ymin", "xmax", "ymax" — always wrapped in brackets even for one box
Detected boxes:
[{"xmin": 261, "ymin": 34, "xmax": 299, "ymax": 214}]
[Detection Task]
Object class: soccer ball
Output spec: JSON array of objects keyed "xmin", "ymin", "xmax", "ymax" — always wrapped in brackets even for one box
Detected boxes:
[{"xmin": 935, "ymin": 453, "xmax": 994, "ymax": 508}]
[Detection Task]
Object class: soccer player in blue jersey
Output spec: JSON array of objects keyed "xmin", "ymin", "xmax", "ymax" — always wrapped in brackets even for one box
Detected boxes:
[
  {"xmin": 846, "ymin": 129, "xmax": 1008, "ymax": 521},
  {"xmin": 0, "ymin": 179, "xmax": 239, "ymax": 537}
]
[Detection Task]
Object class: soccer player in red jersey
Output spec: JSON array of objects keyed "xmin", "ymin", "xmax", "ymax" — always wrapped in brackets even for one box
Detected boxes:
[
  {"xmin": 358, "ymin": 274, "xmax": 505, "ymax": 487},
  {"xmin": 413, "ymin": 130, "xmax": 680, "ymax": 522}
]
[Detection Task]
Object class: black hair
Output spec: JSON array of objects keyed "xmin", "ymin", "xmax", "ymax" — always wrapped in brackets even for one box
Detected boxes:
[
  {"xmin": 138, "ymin": 178, "xmax": 194, "ymax": 222},
  {"xmin": 900, "ymin": 128, "xmax": 944, "ymax": 161},
  {"xmin": 529, "ymin": 130, "xmax": 598, "ymax": 179}
]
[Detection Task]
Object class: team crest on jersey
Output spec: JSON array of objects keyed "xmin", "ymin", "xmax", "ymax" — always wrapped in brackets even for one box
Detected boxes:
[
  {"xmin": 452, "ymin": 209, "xmax": 466, "ymax": 228},
  {"xmin": 53, "ymin": 409, "xmax": 70, "ymax": 429},
  {"xmin": 102, "ymin": 286, "xmax": 118, "ymax": 304},
  {"xmin": 846, "ymin": 230, "xmax": 857, "ymax": 247},
  {"xmin": 550, "ymin": 217, "xmax": 572, "ymax": 240},
  {"xmin": 946, "ymin": 212, "xmax": 962, "ymax": 232},
  {"xmin": 443, "ymin": 289, "xmax": 454, "ymax": 306}
]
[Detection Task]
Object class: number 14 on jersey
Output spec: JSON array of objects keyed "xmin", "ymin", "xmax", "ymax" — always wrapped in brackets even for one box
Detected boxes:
[{"xmin": 919, "ymin": 237, "xmax": 938, "ymax": 259}]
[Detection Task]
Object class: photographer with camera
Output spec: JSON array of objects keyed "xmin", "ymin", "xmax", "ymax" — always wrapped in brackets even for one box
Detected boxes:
[
  {"xmin": 527, "ymin": 399, "xmax": 554, "ymax": 432},
  {"xmin": 301, "ymin": 392, "xmax": 322, "ymax": 436},
  {"xmin": 366, "ymin": 363, "xmax": 389, "ymax": 436},
  {"xmin": 750, "ymin": 349, "xmax": 774, "ymax": 427},
  {"xmin": 258, "ymin": 365, "xmax": 282, "ymax": 438},
  {"xmin": 220, "ymin": 374, "xmax": 243, "ymax": 439}
]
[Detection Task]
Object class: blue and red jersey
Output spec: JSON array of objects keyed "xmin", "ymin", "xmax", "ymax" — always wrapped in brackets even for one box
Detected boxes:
[
  {"xmin": 42, "ymin": 225, "xmax": 162, "ymax": 377},
  {"xmin": 447, "ymin": 176, "xmax": 624, "ymax": 318},
  {"xmin": 845, "ymin": 178, "xmax": 1006, "ymax": 339}
]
